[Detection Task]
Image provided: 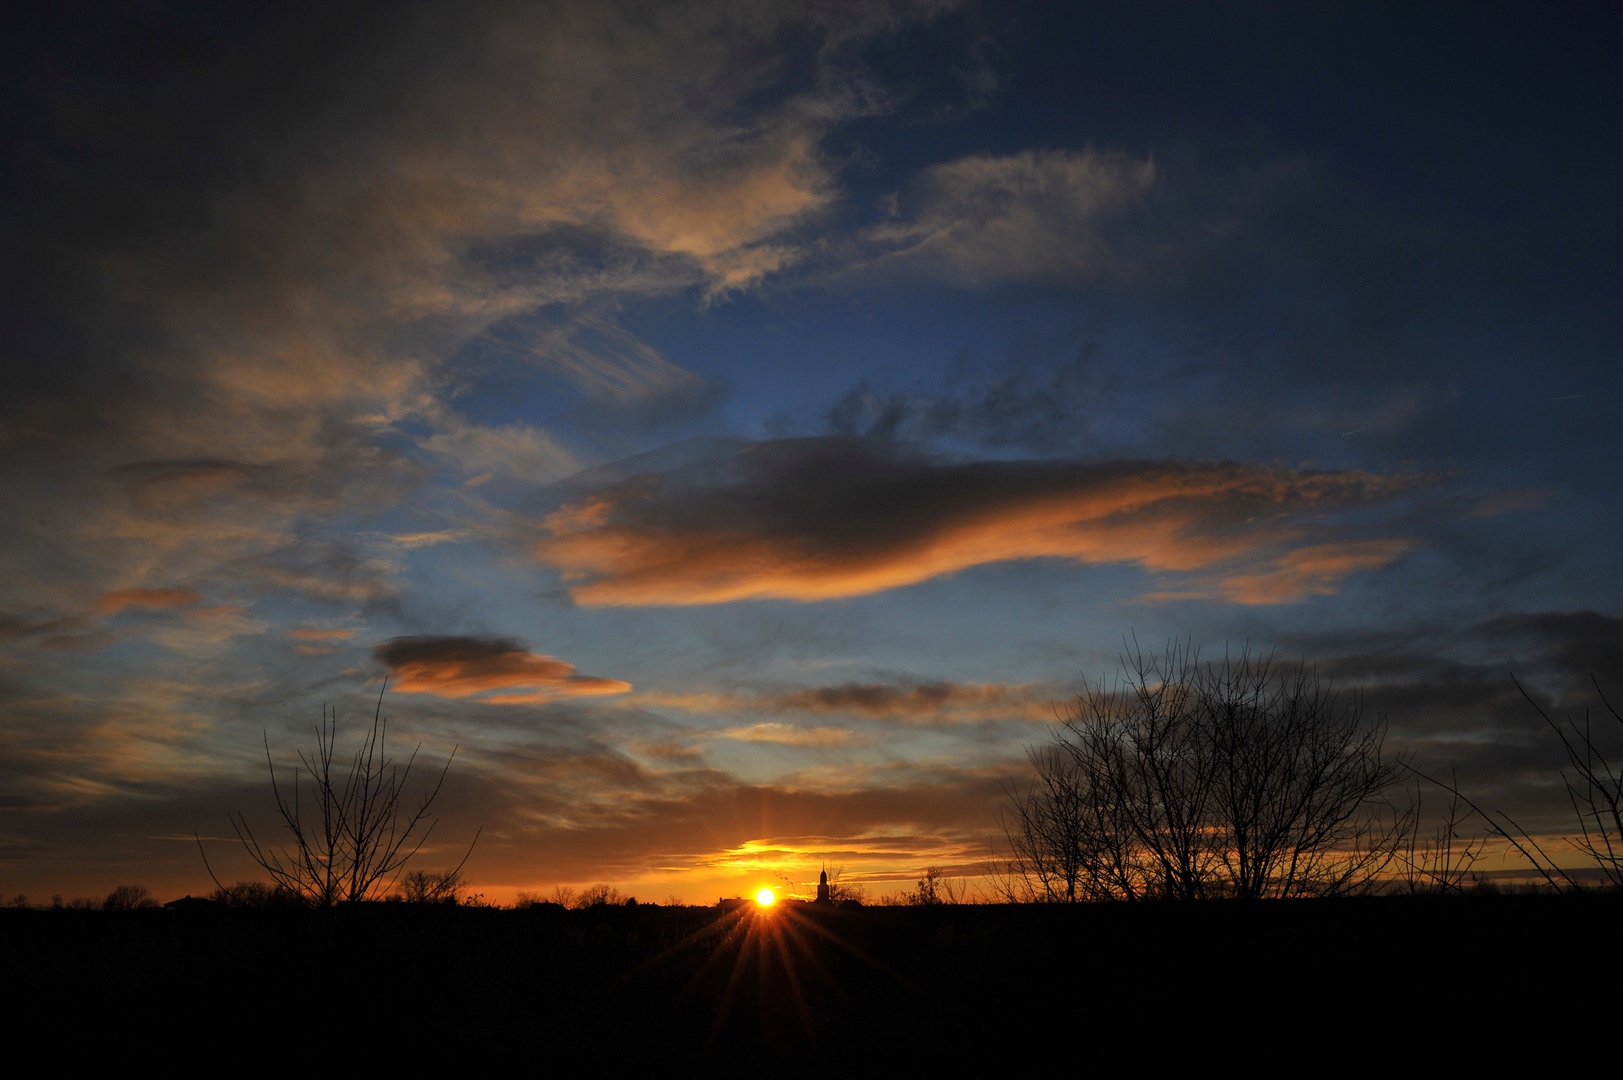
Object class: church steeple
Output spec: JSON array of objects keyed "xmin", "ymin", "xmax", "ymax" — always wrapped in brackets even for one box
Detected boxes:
[{"xmin": 816, "ymin": 865, "xmax": 830, "ymax": 904}]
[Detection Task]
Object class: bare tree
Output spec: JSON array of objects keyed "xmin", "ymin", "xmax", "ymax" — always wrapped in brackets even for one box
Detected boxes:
[
  {"xmin": 999, "ymin": 642, "xmax": 1408, "ymax": 901},
  {"xmin": 996, "ymin": 745, "xmax": 1138, "ymax": 902},
  {"xmin": 895, "ymin": 866, "xmax": 966, "ymax": 905},
  {"xmin": 1194, "ymin": 650, "xmax": 1408, "ymax": 898},
  {"xmin": 200, "ymin": 683, "xmax": 478, "ymax": 907},
  {"xmin": 1414, "ymin": 675, "xmax": 1623, "ymax": 891},
  {"xmin": 1394, "ymin": 776, "xmax": 1485, "ymax": 894},
  {"xmin": 1061, "ymin": 644, "xmax": 1220, "ymax": 899},
  {"xmin": 1518, "ymin": 675, "xmax": 1623, "ymax": 887}
]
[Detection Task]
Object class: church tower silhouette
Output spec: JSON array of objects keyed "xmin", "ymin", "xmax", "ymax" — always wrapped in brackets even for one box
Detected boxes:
[{"xmin": 816, "ymin": 866, "xmax": 830, "ymax": 904}]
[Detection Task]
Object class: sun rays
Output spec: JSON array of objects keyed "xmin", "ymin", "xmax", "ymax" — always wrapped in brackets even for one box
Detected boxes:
[{"xmin": 622, "ymin": 899, "xmax": 897, "ymax": 1059}]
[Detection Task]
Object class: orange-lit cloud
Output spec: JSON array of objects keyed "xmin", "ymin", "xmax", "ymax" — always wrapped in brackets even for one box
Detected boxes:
[
  {"xmin": 1217, "ymin": 540, "xmax": 1415, "ymax": 604},
  {"xmin": 373, "ymin": 636, "xmax": 630, "ymax": 702},
  {"xmin": 535, "ymin": 439, "xmax": 1422, "ymax": 606},
  {"xmin": 423, "ymin": 738, "xmax": 1016, "ymax": 887},
  {"xmin": 715, "ymin": 723, "xmax": 857, "ymax": 748},
  {"xmin": 94, "ymin": 588, "xmax": 201, "ymax": 614},
  {"xmin": 289, "ymin": 627, "xmax": 355, "ymax": 640},
  {"xmin": 289, "ymin": 626, "xmax": 353, "ymax": 655}
]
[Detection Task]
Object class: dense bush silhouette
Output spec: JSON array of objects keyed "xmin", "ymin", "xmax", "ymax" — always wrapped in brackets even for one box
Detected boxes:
[
  {"xmin": 209, "ymin": 880, "xmax": 305, "ymax": 908},
  {"xmin": 394, "ymin": 868, "xmax": 466, "ymax": 904},
  {"xmin": 103, "ymin": 885, "xmax": 157, "ymax": 910},
  {"xmin": 573, "ymin": 884, "xmax": 625, "ymax": 908}
]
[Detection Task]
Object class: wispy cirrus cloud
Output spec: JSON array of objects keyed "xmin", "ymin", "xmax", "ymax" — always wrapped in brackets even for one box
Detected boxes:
[
  {"xmin": 476, "ymin": 310, "xmax": 705, "ymax": 406},
  {"xmin": 534, "ymin": 437, "xmax": 1423, "ymax": 606},
  {"xmin": 859, "ymin": 149, "xmax": 1159, "ymax": 287}
]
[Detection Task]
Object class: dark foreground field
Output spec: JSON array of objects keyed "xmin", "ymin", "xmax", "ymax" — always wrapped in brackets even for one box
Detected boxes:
[{"xmin": 5, "ymin": 894, "xmax": 1616, "ymax": 1070}]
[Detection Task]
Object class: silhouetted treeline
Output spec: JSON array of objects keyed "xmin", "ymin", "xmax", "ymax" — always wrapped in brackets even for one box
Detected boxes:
[{"xmin": 3, "ymin": 894, "xmax": 1615, "ymax": 1071}]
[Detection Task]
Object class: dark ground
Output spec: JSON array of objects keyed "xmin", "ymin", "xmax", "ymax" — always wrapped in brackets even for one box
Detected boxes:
[{"xmin": 4, "ymin": 894, "xmax": 1614, "ymax": 1070}]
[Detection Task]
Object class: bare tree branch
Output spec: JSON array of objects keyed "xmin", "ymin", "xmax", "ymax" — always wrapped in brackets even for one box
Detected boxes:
[{"xmin": 198, "ymin": 681, "xmax": 479, "ymax": 907}]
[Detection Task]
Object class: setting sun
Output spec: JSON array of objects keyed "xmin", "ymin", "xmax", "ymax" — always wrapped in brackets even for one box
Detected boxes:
[{"xmin": 755, "ymin": 888, "xmax": 776, "ymax": 907}]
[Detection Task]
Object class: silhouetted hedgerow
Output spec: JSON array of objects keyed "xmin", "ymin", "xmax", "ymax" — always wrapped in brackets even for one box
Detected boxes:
[{"xmin": 3, "ymin": 895, "xmax": 1618, "ymax": 1069}]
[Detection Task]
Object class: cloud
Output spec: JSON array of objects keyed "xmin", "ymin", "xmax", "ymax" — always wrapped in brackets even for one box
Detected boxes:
[
  {"xmin": 861, "ymin": 149, "xmax": 1158, "ymax": 287},
  {"xmin": 420, "ymin": 418, "xmax": 580, "ymax": 485},
  {"xmin": 36, "ymin": 633, "xmax": 123, "ymax": 654},
  {"xmin": 1, "ymin": 739, "xmax": 1010, "ymax": 900},
  {"xmin": 1215, "ymin": 540, "xmax": 1415, "ymax": 605},
  {"xmin": 0, "ymin": 3, "xmax": 994, "ymax": 898},
  {"xmin": 445, "ymin": 743, "xmax": 1014, "ymax": 888},
  {"xmin": 372, "ymin": 635, "xmax": 631, "ymax": 702},
  {"xmin": 817, "ymin": 356, "xmax": 1104, "ymax": 454},
  {"xmin": 0, "ymin": 2, "xmax": 943, "ymax": 643},
  {"xmin": 94, "ymin": 588, "xmax": 201, "ymax": 614},
  {"xmin": 635, "ymin": 680, "xmax": 1055, "ymax": 724},
  {"xmin": 288, "ymin": 627, "xmax": 355, "ymax": 641},
  {"xmin": 0, "ymin": 674, "xmax": 231, "ymax": 809},
  {"xmin": 105, "ymin": 461, "xmax": 260, "ymax": 513},
  {"xmin": 1477, "ymin": 610, "xmax": 1623, "ymax": 690},
  {"xmin": 776, "ymin": 681, "xmax": 1054, "ymax": 721},
  {"xmin": 534, "ymin": 437, "xmax": 1423, "ymax": 605},
  {"xmin": 715, "ymin": 723, "xmax": 857, "ymax": 747},
  {"xmin": 476, "ymin": 310, "xmax": 704, "ymax": 405}
]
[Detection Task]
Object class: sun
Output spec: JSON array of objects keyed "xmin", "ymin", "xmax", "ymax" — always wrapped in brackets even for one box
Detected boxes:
[{"xmin": 755, "ymin": 887, "xmax": 776, "ymax": 907}]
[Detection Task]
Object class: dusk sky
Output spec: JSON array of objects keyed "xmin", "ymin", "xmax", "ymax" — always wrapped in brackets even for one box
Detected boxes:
[{"xmin": 3, "ymin": 1, "xmax": 1619, "ymax": 903}]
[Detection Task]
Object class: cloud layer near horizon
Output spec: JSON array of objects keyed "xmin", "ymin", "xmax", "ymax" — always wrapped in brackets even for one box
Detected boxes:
[{"xmin": 535, "ymin": 438, "xmax": 1421, "ymax": 605}]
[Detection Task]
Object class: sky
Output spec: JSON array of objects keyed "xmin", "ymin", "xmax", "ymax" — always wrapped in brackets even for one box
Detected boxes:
[{"xmin": 2, "ymin": 1, "xmax": 1620, "ymax": 904}]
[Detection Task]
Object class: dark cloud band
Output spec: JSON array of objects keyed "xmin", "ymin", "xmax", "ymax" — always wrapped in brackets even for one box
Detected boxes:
[{"xmin": 535, "ymin": 436, "xmax": 1422, "ymax": 605}]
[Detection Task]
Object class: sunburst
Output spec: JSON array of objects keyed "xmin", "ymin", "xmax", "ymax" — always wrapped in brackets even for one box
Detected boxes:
[{"xmin": 627, "ymin": 896, "xmax": 898, "ymax": 1060}]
